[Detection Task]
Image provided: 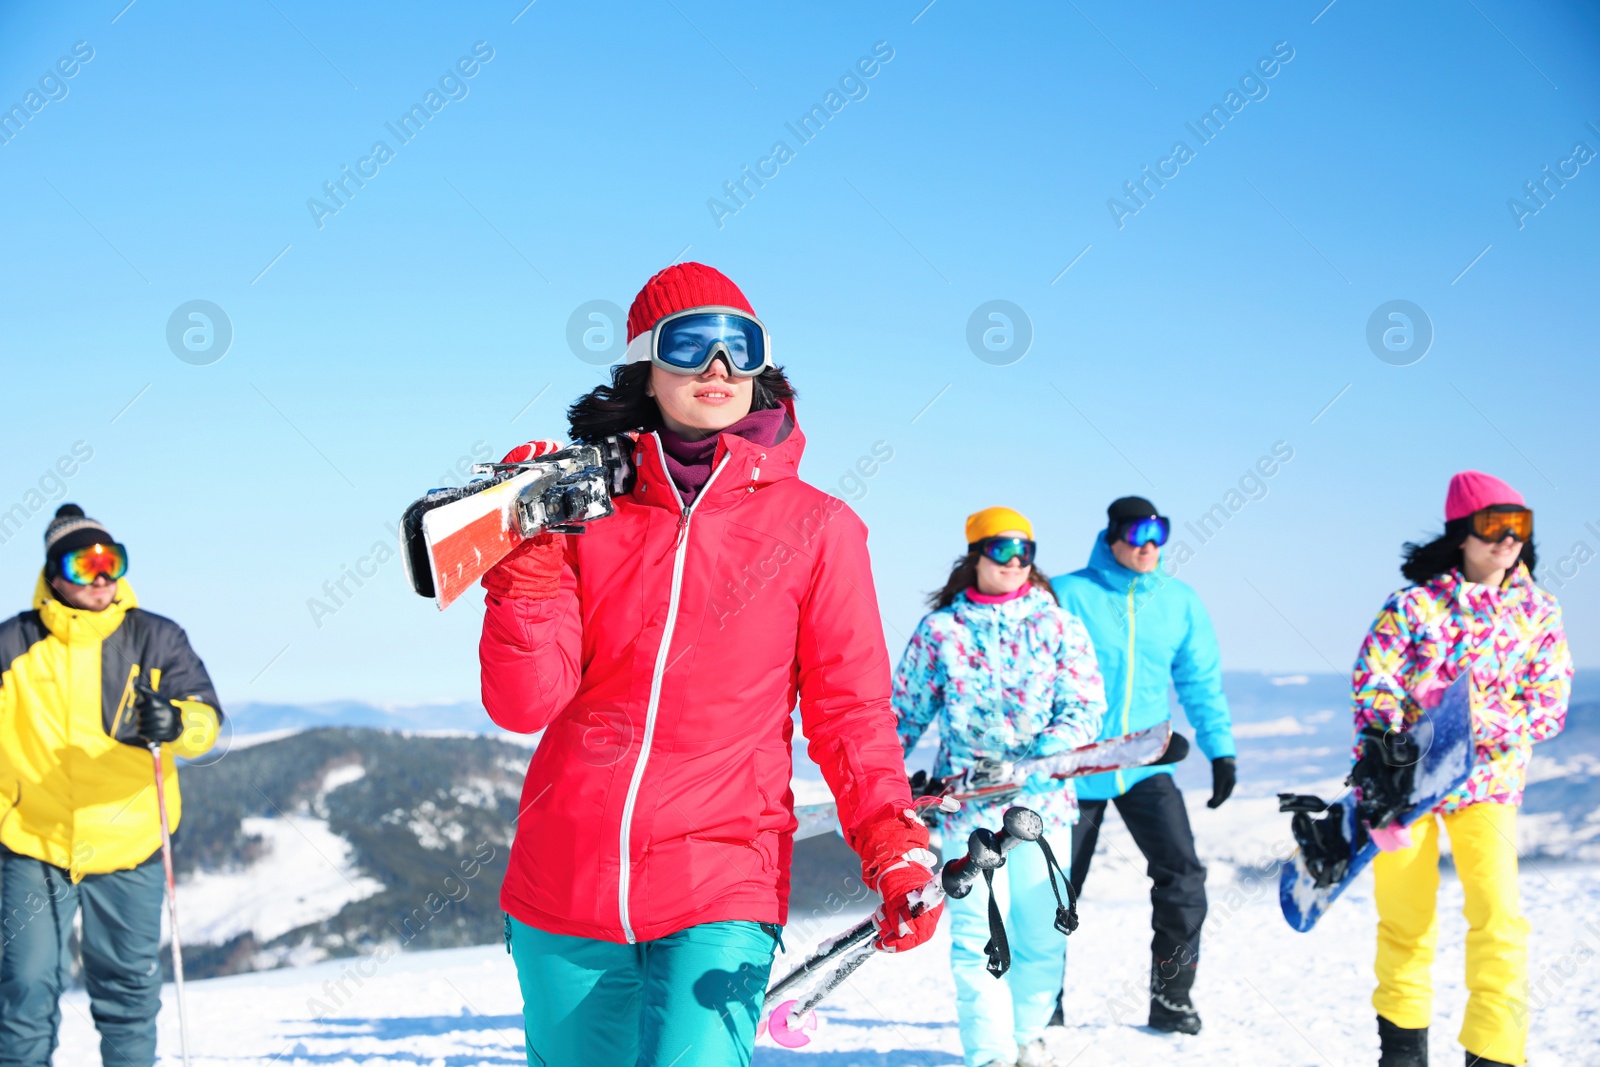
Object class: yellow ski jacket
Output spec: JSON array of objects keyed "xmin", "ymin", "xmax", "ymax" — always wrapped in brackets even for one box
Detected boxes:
[{"xmin": 0, "ymin": 575, "xmax": 221, "ymax": 880}]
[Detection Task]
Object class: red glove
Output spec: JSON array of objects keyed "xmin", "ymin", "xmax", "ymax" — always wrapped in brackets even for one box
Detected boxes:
[
  {"xmin": 481, "ymin": 440, "xmax": 568, "ymax": 601},
  {"xmin": 856, "ymin": 804, "xmax": 942, "ymax": 953},
  {"xmin": 482, "ymin": 533, "xmax": 564, "ymax": 600},
  {"xmin": 499, "ymin": 439, "xmax": 563, "ymax": 465}
]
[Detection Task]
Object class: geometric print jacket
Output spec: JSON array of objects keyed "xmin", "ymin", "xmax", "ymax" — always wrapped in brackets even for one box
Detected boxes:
[{"xmin": 1351, "ymin": 563, "xmax": 1572, "ymax": 812}]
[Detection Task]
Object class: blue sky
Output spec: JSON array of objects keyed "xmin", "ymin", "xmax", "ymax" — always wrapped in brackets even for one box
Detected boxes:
[{"xmin": 1, "ymin": 1, "xmax": 1596, "ymax": 705}]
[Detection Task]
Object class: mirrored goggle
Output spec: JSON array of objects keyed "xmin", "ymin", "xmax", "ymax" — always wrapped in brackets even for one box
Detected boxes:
[
  {"xmin": 973, "ymin": 536, "xmax": 1036, "ymax": 567},
  {"xmin": 58, "ymin": 543, "xmax": 128, "ymax": 585},
  {"xmin": 1119, "ymin": 516, "xmax": 1170, "ymax": 547},
  {"xmin": 626, "ymin": 307, "xmax": 771, "ymax": 377},
  {"xmin": 1471, "ymin": 506, "xmax": 1532, "ymax": 543}
]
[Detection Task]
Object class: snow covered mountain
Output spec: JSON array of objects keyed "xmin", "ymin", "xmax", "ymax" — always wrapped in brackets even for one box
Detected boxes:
[
  {"xmin": 171, "ymin": 727, "xmax": 867, "ymax": 979},
  {"xmin": 220, "ymin": 698, "xmax": 493, "ymax": 737},
  {"xmin": 173, "ymin": 729, "xmax": 526, "ymax": 977}
]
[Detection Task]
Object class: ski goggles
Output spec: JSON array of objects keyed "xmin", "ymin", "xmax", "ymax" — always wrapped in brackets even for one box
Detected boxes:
[
  {"xmin": 623, "ymin": 307, "xmax": 772, "ymax": 377},
  {"xmin": 57, "ymin": 542, "xmax": 128, "ymax": 585},
  {"xmin": 1115, "ymin": 516, "xmax": 1170, "ymax": 547},
  {"xmin": 970, "ymin": 536, "xmax": 1036, "ymax": 567},
  {"xmin": 1469, "ymin": 505, "xmax": 1532, "ymax": 543}
]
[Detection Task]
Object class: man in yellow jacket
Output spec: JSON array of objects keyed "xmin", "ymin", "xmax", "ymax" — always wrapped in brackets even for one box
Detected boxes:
[{"xmin": 0, "ymin": 504, "xmax": 221, "ymax": 1067}]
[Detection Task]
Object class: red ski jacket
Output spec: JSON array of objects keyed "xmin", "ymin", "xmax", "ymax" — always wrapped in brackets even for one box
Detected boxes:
[{"xmin": 481, "ymin": 402, "xmax": 911, "ymax": 943}]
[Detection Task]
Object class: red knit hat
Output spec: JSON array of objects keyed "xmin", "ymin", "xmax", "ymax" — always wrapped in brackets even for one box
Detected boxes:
[
  {"xmin": 625, "ymin": 262, "xmax": 755, "ymax": 342},
  {"xmin": 1444, "ymin": 470, "xmax": 1524, "ymax": 521}
]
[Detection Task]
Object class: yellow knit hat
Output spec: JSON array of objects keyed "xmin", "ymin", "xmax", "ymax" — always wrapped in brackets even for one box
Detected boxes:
[{"xmin": 965, "ymin": 506, "xmax": 1033, "ymax": 547}]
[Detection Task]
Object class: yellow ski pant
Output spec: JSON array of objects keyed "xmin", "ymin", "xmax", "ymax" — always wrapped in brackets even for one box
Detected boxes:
[{"xmin": 1372, "ymin": 802, "xmax": 1528, "ymax": 1065}]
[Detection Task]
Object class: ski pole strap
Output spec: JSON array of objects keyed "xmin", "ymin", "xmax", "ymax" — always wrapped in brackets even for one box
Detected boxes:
[
  {"xmin": 981, "ymin": 867, "xmax": 1011, "ymax": 978},
  {"xmin": 1035, "ymin": 833, "xmax": 1078, "ymax": 936}
]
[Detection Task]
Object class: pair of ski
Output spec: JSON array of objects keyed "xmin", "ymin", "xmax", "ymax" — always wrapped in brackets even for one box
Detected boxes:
[
  {"xmin": 399, "ymin": 438, "xmax": 633, "ymax": 610},
  {"xmin": 763, "ymin": 722, "xmax": 1179, "ymax": 1045},
  {"xmin": 792, "ymin": 719, "xmax": 1181, "ymax": 843}
]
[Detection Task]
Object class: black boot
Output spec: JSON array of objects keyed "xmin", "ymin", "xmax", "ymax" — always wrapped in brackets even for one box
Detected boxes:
[
  {"xmin": 1463, "ymin": 1053, "xmax": 1514, "ymax": 1067},
  {"xmin": 1377, "ymin": 1015, "xmax": 1428, "ymax": 1067},
  {"xmin": 1148, "ymin": 955, "xmax": 1201, "ymax": 1035}
]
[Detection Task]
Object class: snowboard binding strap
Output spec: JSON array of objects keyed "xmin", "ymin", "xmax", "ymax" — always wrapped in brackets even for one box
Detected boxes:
[{"xmin": 1289, "ymin": 803, "xmax": 1353, "ymax": 889}]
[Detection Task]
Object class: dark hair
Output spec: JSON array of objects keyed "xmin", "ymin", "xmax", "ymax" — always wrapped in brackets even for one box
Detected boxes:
[
  {"xmin": 1400, "ymin": 517, "xmax": 1538, "ymax": 585},
  {"xmin": 928, "ymin": 552, "xmax": 1058, "ymax": 610},
  {"xmin": 567, "ymin": 362, "xmax": 797, "ymax": 442}
]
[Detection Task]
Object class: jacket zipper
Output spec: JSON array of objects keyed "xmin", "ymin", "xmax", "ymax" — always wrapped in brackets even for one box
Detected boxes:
[
  {"xmin": 616, "ymin": 440, "xmax": 732, "ymax": 943},
  {"xmin": 1116, "ymin": 579, "xmax": 1137, "ymax": 794}
]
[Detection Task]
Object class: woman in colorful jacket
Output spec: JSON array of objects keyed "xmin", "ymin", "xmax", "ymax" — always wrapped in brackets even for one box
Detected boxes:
[
  {"xmin": 894, "ymin": 507, "xmax": 1106, "ymax": 1067},
  {"xmin": 1353, "ymin": 471, "xmax": 1571, "ymax": 1067},
  {"xmin": 478, "ymin": 263, "xmax": 940, "ymax": 1067}
]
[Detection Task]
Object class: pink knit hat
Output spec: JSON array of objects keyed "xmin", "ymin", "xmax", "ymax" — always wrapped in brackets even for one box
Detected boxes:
[{"xmin": 1444, "ymin": 470, "xmax": 1524, "ymax": 521}]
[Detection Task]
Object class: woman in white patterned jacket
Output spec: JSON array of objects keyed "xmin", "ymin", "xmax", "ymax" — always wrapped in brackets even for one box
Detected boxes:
[{"xmin": 893, "ymin": 506, "xmax": 1106, "ymax": 1067}]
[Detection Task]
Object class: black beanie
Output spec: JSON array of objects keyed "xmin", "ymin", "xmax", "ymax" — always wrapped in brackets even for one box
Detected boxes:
[
  {"xmin": 44, "ymin": 504, "xmax": 117, "ymax": 564},
  {"xmin": 1107, "ymin": 496, "xmax": 1159, "ymax": 524},
  {"xmin": 1106, "ymin": 496, "xmax": 1160, "ymax": 542}
]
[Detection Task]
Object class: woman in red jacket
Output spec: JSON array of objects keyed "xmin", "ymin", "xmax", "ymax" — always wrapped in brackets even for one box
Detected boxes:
[{"xmin": 480, "ymin": 262, "xmax": 940, "ymax": 1066}]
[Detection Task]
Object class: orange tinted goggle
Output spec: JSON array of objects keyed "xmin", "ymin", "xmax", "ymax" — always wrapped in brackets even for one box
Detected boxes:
[
  {"xmin": 58, "ymin": 543, "xmax": 128, "ymax": 585},
  {"xmin": 1469, "ymin": 506, "xmax": 1532, "ymax": 543}
]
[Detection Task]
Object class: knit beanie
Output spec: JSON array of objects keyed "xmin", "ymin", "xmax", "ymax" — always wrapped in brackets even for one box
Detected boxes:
[
  {"xmin": 44, "ymin": 504, "xmax": 116, "ymax": 564},
  {"xmin": 625, "ymin": 262, "xmax": 756, "ymax": 349},
  {"xmin": 1105, "ymin": 496, "xmax": 1160, "ymax": 543},
  {"xmin": 1107, "ymin": 496, "xmax": 1160, "ymax": 525},
  {"xmin": 1444, "ymin": 471, "xmax": 1524, "ymax": 522},
  {"xmin": 966, "ymin": 506, "xmax": 1033, "ymax": 546}
]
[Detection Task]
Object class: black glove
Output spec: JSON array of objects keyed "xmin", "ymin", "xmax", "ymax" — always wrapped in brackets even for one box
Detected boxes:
[
  {"xmin": 130, "ymin": 680, "xmax": 184, "ymax": 746},
  {"xmin": 1207, "ymin": 756, "xmax": 1236, "ymax": 809},
  {"xmin": 1154, "ymin": 731, "xmax": 1190, "ymax": 766}
]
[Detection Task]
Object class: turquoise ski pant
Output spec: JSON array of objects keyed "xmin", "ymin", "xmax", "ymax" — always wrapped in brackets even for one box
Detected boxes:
[
  {"xmin": 948, "ymin": 841, "xmax": 1066, "ymax": 1067},
  {"xmin": 506, "ymin": 914, "xmax": 779, "ymax": 1067}
]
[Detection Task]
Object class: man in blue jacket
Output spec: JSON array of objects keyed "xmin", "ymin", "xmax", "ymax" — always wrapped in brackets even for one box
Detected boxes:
[{"xmin": 1052, "ymin": 496, "xmax": 1236, "ymax": 1036}]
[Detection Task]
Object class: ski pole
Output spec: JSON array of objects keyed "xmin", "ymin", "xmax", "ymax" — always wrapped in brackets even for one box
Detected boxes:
[
  {"xmin": 762, "ymin": 798, "xmax": 962, "ymax": 1021},
  {"xmin": 940, "ymin": 806, "xmax": 1043, "ymax": 899},
  {"xmin": 150, "ymin": 743, "xmax": 193, "ymax": 1067},
  {"xmin": 764, "ymin": 805, "xmax": 1044, "ymax": 1030}
]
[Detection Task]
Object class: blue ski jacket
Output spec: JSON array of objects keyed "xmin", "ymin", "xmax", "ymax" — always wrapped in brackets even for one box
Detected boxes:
[{"xmin": 1051, "ymin": 535, "xmax": 1235, "ymax": 801}]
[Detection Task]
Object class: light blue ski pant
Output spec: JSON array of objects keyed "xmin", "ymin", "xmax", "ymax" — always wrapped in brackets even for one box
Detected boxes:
[
  {"xmin": 506, "ymin": 913, "xmax": 779, "ymax": 1067},
  {"xmin": 948, "ymin": 841, "xmax": 1066, "ymax": 1067}
]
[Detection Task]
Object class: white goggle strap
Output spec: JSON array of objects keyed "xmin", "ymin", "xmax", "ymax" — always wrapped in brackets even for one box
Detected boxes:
[{"xmin": 624, "ymin": 330, "xmax": 654, "ymax": 365}]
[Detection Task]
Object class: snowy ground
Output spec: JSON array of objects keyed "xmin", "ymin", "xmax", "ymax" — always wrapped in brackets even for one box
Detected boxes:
[{"xmin": 59, "ymin": 792, "xmax": 1600, "ymax": 1066}]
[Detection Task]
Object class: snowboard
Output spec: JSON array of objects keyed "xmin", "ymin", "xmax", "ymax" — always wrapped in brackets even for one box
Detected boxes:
[
  {"xmin": 791, "ymin": 721, "xmax": 1174, "ymax": 842},
  {"xmin": 399, "ymin": 437, "xmax": 632, "ymax": 610},
  {"xmin": 1277, "ymin": 675, "xmax": 1476, "ymax": 933}
]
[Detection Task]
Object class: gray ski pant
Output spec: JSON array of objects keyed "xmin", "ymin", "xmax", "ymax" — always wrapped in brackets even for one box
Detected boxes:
[{"xmin": 0, "ymin": 846, "xmax": 165, "ymax": 1067}]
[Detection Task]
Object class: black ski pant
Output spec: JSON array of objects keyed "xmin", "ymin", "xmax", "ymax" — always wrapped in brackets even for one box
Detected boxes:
[{"xmin": 1070, "ymin": 773, "xmax": 1207, "ymax": 974}]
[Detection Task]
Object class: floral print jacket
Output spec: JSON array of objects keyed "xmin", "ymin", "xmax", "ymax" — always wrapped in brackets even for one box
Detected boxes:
[
  {"xmin": 893, "ymin": 586, "xmax": 1107, "ymax": 840},
  {"xmin": 1351, "ymin": 563, "xmax": 1572, "ymax": 812}
]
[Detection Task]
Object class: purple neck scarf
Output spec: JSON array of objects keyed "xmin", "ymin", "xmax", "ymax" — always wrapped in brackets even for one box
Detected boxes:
[{"xmin": 659, "ymin": 406, "xmax": 788, "ymax": 507}]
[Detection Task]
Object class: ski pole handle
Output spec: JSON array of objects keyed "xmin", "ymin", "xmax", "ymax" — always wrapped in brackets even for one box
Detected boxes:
[{"xmin": 941, "ymin": 806, "xmax": 1043, "ymax": 899}]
